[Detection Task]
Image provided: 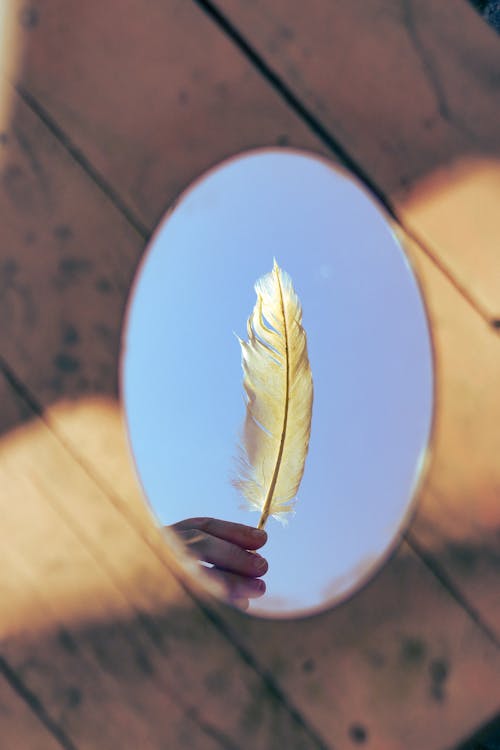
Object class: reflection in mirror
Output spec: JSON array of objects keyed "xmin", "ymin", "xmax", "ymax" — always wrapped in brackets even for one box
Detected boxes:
[{"xmin": 121, "ymin": 149, "xmax": 434, "ymax": 618}]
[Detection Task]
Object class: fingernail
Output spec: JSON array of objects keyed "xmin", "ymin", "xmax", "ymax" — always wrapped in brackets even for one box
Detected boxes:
[
  {"xmin": 253, "ymin": 555, "xmax": 268, "ymax": 573},
  {"xmin": 251, "ymin": 528, "xmax": 267, "ymax": 542}
]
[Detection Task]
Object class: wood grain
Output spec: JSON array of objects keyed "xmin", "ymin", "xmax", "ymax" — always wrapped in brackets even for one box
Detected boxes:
[
  {"xmin": 3, "ymin": 52, "xmax": 500, "ymax": 637},
  {"xmin": 0, "ymin": 374, "xmax": 327, "ymax": 750},
  {"xmin": 0, "ymin": 673, "xmax": 66, "ymax": 750},
  {"xmin": 405, "ymin": 242, "xmax": 500, "ymax": 640},
  {"xmin": 0, "ymin": 93, "xmax": 141, "ymax": 409},
  {"xmin": 13, "ymin": 0, "xmax": 329, "ymax": 231},
  {"xmin": 0, "ymin": 97, "xmax": 498, "ymax": 746},
  {"xmin": 0, "ymin": 0, "xmax": 499, "ymax": 747},
  {"xmin": 216, "ymin": 541, "xmax": 500, "ymax": 750},
  {"xmin": 209, "ymin": 0, "xmax": 500, "ymax": 320},
  {"xmin": 2, "ymin": 371, "xmax": 499, "ymax": 750}
]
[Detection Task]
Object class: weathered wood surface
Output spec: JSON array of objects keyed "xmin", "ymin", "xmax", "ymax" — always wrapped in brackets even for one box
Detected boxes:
[
  {"xmin": 6, "ymin": 0, "xmax": 500, "ymax": 634},
  {"xmin": 1, "ymin": 367, "xmax": 500, "ymax": 750},
  {"xmin": 0, "ymin": 374, "xmax": 328, "ymax": 750},
  {"xmin": 2, "ymin": 356, "xmax": 500, "ymax": 750},
  {"xmin": 14, "ymin": 0, "xmax": 329, "ymax": 233},
  {"xmin": 406, "ymin": 244, "xmax": 500, "ymax": 640},
  {"xmin": 217, "ymin": 541, "xmax": 500, "ymax": 750},
  {"xmin": 0, "ymin": 673, "xmax": 64, "ymax": 750},
  {"xmin": 0, "ymin": 0, "xmax": 499, "ymax": 748},
  {"xmin": 212, "ymin": 0, "xmax": 500, "ymax": 321}
]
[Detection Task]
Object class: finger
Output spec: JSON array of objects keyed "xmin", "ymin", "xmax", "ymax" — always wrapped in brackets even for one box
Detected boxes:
[
  {"xmin": 233, "ymin": 598, "xmax": 250, "ymax": 611},
  {"xmin": 205, "ymin": 567, "xmax": 266, "ymax": 600},
  {"xmin": 175, "ymin": 530, "xmax": 268, "ymax": 577},
  {"xmin": 171, "ymin": 517, "xmax": 267, "ymax": 550}
]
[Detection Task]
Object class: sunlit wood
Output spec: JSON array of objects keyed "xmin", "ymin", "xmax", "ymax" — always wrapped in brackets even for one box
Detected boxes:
[{"xmin": 1, "ymin": 1, "xmax": 499, "ymax": 748}]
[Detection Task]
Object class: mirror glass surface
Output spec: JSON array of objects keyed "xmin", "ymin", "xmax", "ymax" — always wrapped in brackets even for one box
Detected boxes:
[{"xmin": 122, "ymin": 149, "xmax": 434, "ymax": 618}]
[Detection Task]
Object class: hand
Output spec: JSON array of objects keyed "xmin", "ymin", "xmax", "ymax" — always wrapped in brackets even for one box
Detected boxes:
[{"xmin": 170, "ymin": 517, "xmax": 268, "ymax": 610}]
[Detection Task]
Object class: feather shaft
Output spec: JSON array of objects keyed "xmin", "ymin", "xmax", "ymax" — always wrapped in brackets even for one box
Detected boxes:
[{"xmin": 257, "ymin": 265, "xmax": 290, "ymax": 529}]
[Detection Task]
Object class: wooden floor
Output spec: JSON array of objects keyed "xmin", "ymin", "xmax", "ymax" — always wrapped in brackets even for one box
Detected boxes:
[{"xmin": 1, "ymin": 1, "xmax": 500, "ymax": 748}]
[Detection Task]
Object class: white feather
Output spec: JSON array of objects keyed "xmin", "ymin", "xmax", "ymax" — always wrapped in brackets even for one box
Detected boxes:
[{"xmin": 233, "ymin": 260, "xmax": 313, "ymax": 529}]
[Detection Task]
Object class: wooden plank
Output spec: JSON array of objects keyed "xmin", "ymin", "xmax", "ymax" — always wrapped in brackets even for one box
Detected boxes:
[
  {"xmin": 0, "ymin": 373, "xmax": 328, "ymax": 750},
  {"xmin": 204, "ymin": 0, "xmax": 500, "ymax": 320},
  {"xmin": 404, "ymin": 241, "xmax": 500, "ymax": 639},
  {"xmin": 12, "ymin": 0, "xmax": 329, "ymax": 231},
  {"xmin": 216, "ymin": 542, "xmax": 500, "ymax": 750},
  {"xmin": 0, "ymin": 675, "xmax": 66, "ymax": 750},
  {"xmin": 0, "ymin": 96, "xmax": 142, "ymax": 409},
  {"xmin": 3, "ymin": 371, "xmax": 499, "ymax": 750}
]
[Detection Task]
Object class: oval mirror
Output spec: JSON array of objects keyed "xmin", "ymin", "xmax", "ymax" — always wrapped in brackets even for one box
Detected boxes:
[{"xmin": 121, "ymin": 149, "xmax": 434, "ymax": 618}]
